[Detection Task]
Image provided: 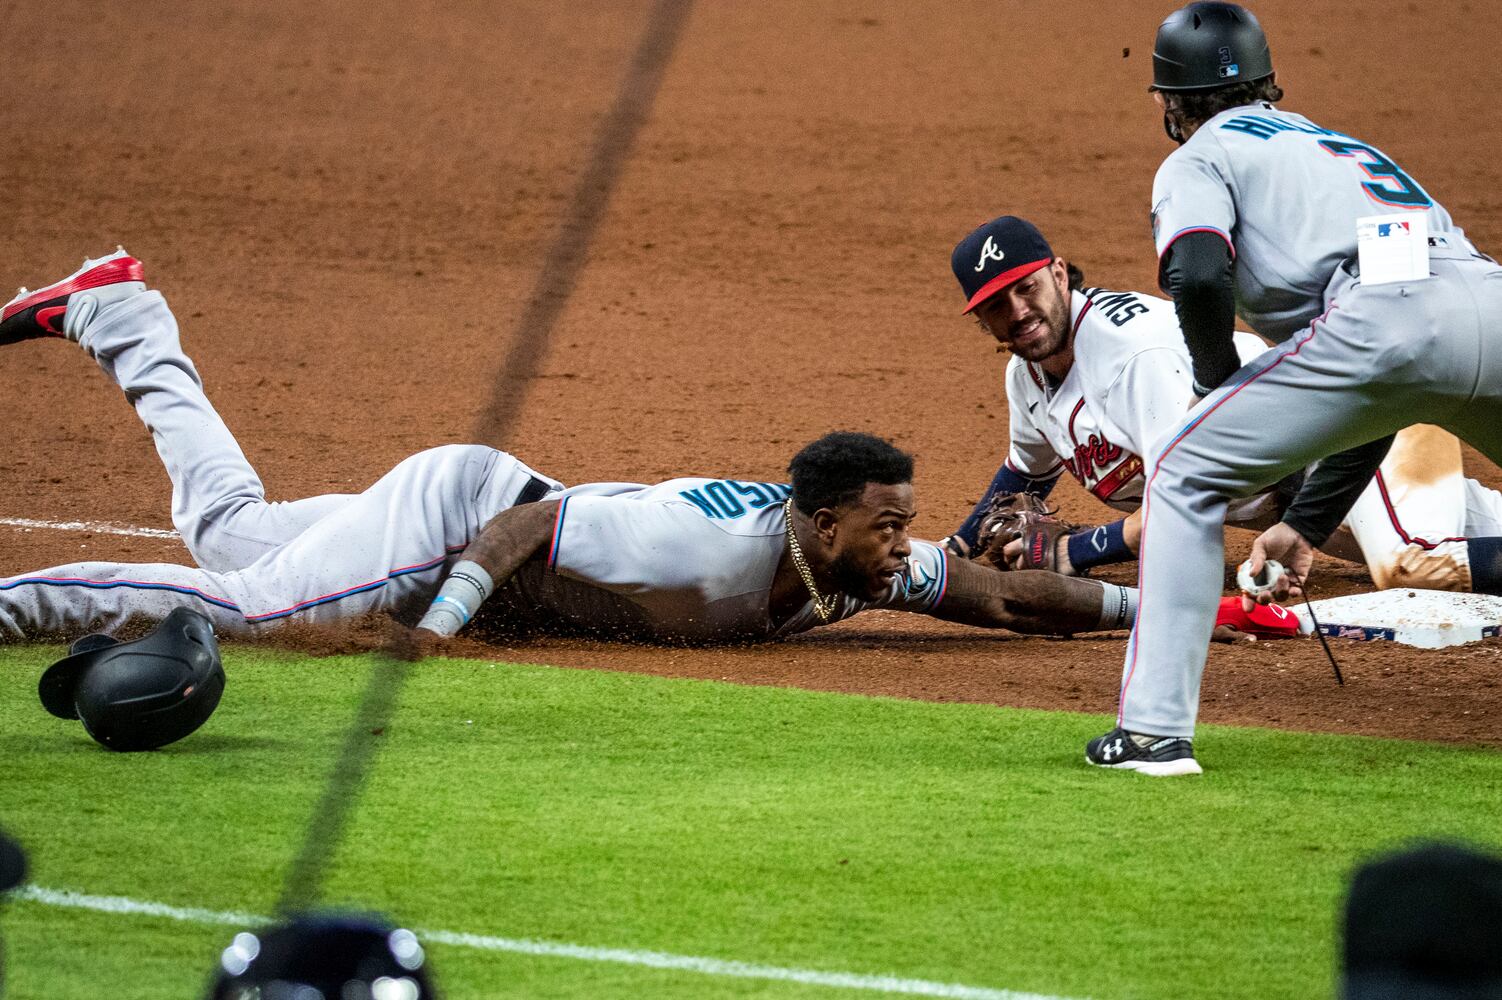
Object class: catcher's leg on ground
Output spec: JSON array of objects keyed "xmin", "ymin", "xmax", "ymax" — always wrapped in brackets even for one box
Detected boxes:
[
  {"xmin": 1338, "ymin": 425, "xmax": 1471, "ymax": 591},
  {"xmin": 80, "ymin": 291, "xmax": 354, "ymax": 572},
  {"xmin": 220, "ymin": 445, "xmax": 563, "ymax": 628},
  {"xmin": 0, "ymin": 561, "xmax": 253, "ymax": 641},
  {"xmin": 1119, "ymin": 331, "xmax": 1412, "ymax": 738}
]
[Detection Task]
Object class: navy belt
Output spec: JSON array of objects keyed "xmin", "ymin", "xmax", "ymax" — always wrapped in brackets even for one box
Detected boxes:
[{"xmin": 516, "ymin": 476, "xmax": 552, "ymax": 506}]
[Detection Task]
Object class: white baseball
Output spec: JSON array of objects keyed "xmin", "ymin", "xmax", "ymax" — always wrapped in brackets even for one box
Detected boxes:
[{"xmin": 1236, "ymin": 559, "xmax": 1285, "ymax": 597}]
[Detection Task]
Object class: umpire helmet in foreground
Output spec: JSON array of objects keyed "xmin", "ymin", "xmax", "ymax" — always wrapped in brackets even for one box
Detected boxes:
[
  {"xmin": 39, "ymin": 606, "xmax": 225, "ymax": 751},
  {"xmin": 1152, "ymin": 2, "xmax": 1273, "ymax": 92},
  {"xmin": 0, "ymin": 829, "xmax": 25, "ymax": 893},
  {"xmin": 207, "ymin": 913, "xmax": 436, "ymax": 1000},
  {"xmin": 0, "ymin": 829, "xmax": 25, "ymax": 1000},
  {"xmin": 1342, "ymin": 841, "xmax": 1502, "ymax": 999}
]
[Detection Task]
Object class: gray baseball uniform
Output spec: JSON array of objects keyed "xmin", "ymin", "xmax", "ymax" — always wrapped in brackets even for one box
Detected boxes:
[
  {"xmin": 0, "ymin": 291, "xmax": 949, "ymax": 644},
  {"xmin": 497, "ymin": 480, "xmax": 948, "ymax": 643},
  {"xmin": 1123, "ymin": 103, "xmax": 1502, "ymax": 736}
]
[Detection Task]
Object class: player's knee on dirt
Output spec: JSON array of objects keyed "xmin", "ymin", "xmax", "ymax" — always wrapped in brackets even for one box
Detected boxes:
[{"xmin": 1367, "ymin": 541, "xmax": 1470, "ymax": 592}]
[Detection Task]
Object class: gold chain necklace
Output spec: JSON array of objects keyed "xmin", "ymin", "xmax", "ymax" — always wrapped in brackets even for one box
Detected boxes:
[{"xmin": 784, "ymin": 498, "xmax": 837, "ymax": 623}]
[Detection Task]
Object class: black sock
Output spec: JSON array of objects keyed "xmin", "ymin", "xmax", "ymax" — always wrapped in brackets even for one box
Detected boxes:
[{"xmin": 1467, "ymin": 537, "xmax": 1502, "ymax": 594}]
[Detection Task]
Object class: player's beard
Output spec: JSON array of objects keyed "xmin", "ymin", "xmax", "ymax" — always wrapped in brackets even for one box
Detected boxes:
[
  {"xmin": 1007, "ymin": 285, "xmax": 1071, "ymax": 363},
  {"xmin": 828, "ymin": 550, "xmax": 886, "ymax": 602}
]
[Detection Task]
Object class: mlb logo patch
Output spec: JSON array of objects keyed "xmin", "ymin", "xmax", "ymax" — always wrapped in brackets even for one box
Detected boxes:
[{"xmin": 1357, "ymin": 212, "xmax": 1429, "ymax": 285}]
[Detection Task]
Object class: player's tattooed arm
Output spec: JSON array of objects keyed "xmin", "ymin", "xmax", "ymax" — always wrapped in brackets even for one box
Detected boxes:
[
  {"xmin": 415, "ymin": 500, "xmax": 561, "ymax": 636},
  {"xmin": 933, "ymin": 557, "xmax": 1121, "ymax": 635},
  {"xmin": 462, "ymin": 500, "xmax": 562, "ymax": 578}
]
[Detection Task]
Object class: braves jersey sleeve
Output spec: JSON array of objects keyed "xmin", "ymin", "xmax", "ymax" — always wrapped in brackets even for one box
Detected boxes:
[
  {"xmin": 1092, "ymin": 329, "xmax": 1271, "ymax": 459},
  {"xmin": 1004, "ymin": 358, "xmax": 1066, "ymax": 480},
  {"xmin": 1095, "ymin": 347, "xmax": 1195, "ymax": 458}
]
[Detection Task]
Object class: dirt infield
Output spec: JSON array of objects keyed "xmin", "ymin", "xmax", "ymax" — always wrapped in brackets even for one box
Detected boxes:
[{"xmin": 3, "ymin": 1, "xmax": 1501, "ymax": 747}]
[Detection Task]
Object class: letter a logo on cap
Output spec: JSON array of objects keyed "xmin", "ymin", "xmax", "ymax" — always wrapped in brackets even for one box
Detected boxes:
[{"xmin": 975, "ymin": 236, "xmax": 1006, "ymax": 272}]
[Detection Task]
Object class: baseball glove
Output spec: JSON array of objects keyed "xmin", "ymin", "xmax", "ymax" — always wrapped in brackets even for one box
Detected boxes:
[{"xmin": 972, "ymin": 493, "xmax": 1084, "ymax": 574}]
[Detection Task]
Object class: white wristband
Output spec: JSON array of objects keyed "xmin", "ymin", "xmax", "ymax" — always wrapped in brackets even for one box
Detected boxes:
[{"xmin": 416, "ymin": 560, "xmax": 495, "ymax": 637}]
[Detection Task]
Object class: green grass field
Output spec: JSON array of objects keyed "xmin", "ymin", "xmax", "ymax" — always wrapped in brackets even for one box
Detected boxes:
[{"xmin": 3, "ymin": 646, "xmax": 1499, "ymax": 999}]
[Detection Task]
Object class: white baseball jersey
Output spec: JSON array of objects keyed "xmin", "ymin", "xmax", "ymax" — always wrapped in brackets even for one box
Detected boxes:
[
  {"xmin": 1151, "ymin": 103, "xmax": 1466, "ymax": 342},
  {"xmin": 1003, "ymin": 288, "xmax": 1274, "ymax": 520},
  {"xmin": 1000, "ymin": 283, "xmax": 1502, "ymax": 577},
  {"xmin": 0, "ymin": 290, "xmax": 950, "ymax": 645}
]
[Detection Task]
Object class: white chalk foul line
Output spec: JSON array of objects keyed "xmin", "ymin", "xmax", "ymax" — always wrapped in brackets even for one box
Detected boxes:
[
  {"xmin": 0, "ymin": 517, "xmax": 178, "ymax": 540},
  {"xmin": 14, "ymin": 886, "xmax": 1084, "ymax": 1000}
]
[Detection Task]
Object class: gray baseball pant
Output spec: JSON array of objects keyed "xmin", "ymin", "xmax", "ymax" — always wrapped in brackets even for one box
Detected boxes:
[{"xmin": 1119, "ymin": 244, "xmax": 1502, "ymax": 737}]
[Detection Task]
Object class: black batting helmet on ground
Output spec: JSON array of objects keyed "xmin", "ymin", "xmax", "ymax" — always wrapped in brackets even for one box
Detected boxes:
[
  {"xmin": 1152, "ymin": 2, "xmax": 1273, "ymax": 92},
  {"xmin": 39, "ymin": 606, "xmax": 226, "ymax": 751},
  {"xmin": 207, "ymin": 913, "xmax": 436, "ymax": 1000}
]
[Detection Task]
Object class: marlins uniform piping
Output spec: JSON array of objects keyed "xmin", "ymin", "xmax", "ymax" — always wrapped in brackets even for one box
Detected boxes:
[{"xmin": 1122, "ymin": 99, "xmax": 1502, "ymax": 739}]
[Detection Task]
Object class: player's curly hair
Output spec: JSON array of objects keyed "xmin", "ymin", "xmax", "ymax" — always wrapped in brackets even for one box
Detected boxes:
[
  {"xmin": 1156, "ymin": 77, "xmax": 1285, "ymax": 129},
  {"xmin": 789, "ymin": 432, "xmax": 913, "ymax": 515},
  {"xmin": 1066, "ymin": 262, "xmax": 1086, "ymax": 291}
]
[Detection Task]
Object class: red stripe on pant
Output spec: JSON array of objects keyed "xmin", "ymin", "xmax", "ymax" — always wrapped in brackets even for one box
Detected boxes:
[{"xmin": 1117, "ymin": 302, "xmax": 1337, "ymax": 726}]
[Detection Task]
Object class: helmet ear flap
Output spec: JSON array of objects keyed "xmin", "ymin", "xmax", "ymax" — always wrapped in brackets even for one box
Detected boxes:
[{"xmin": 1163, "ymin": 109, "xmax": 1186, "ymax": 144}]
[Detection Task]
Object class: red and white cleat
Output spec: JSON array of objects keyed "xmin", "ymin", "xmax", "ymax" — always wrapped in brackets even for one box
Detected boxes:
[{"xmin": 0, "ymin": 248, "xmax": 145, "ymax": 345}]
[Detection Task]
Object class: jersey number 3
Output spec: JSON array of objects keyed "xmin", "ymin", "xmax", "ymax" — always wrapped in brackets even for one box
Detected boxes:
[{"xmin": 1318, "ymin": 139, "xmax": 1432, "ymax": 208}]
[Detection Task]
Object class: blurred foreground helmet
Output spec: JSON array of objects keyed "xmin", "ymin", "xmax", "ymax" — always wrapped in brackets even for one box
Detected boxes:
[
  {"xmin": 0, "ymin": 828, "xmax": 26, "ymax": 996},
  {"xmin": 39, "ymin": 606, "xmax": 225, "ymax": 751},
  {"xmin": 1343, "ymin": 841, "xmax": 1502, "ymax": 999},
  {"xmin": 207, "ymin": 913, "xmax": 436, "ymax": 1000},
  {"xmin": 0, "ymin": 828, "xmax": 24, "ymax": 893}
]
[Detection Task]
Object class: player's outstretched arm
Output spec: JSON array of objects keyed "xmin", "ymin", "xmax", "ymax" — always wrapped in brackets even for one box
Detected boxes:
[
  {"xmin": 415, "ymin": 500, "xmax": 561, "ymax": 636},
  {"xmin": 932, "ymin": 556, "xmax": 1129, "ymax": 635}
]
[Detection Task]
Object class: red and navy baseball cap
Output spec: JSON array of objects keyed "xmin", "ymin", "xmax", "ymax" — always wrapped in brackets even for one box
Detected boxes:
[{"xmin": 952, "ymin": 216, "xmax": 1055, "ymax": 314}]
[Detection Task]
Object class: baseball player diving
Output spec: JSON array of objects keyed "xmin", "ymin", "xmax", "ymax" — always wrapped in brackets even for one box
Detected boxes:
[
  {"xmin": 0, "ymin": 249, "xmax": 1180, "ymax": 647},
  {"xmin": 940, "ymin": 215, "xmax": 1502, "ymax": 596},
  {"xmin": 1072, "ymin": 1, "xmax": 1502, "ymax": 776}
]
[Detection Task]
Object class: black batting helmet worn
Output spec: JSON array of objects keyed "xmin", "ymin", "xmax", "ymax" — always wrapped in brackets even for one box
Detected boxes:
[
  {"xmin": 207, "ymin": 913, "xmax": 436, "ymax": 1000},
  {"xmin": 39, "ymin": 606, "xmax": 226, "ymax": 752},
  {"xmin": 1152, "ymin": 2, "xmax": 1273, "ymax": 92}
]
